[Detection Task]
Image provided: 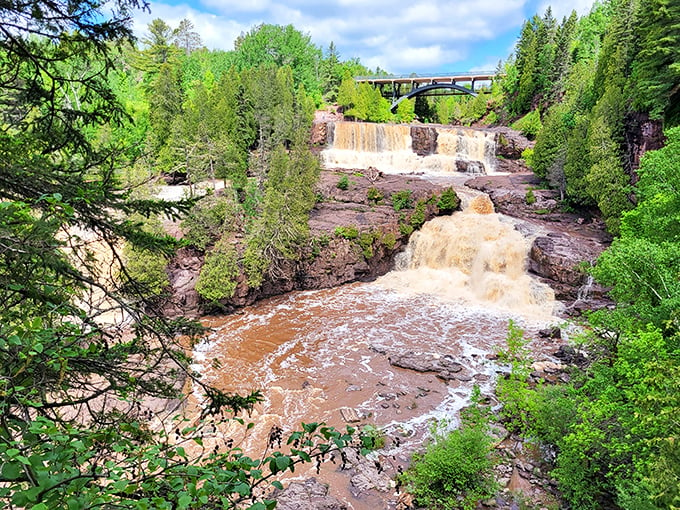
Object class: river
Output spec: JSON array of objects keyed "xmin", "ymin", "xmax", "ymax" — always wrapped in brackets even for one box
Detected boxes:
[{"xmin": 190, "ymin": 122, "xmax": 561, "ymax": 508}]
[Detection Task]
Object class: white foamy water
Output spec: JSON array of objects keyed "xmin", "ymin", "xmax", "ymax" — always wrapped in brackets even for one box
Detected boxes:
[{"xmin": 321, "ymin": 121, "xmax": 498, "ymax": 175}]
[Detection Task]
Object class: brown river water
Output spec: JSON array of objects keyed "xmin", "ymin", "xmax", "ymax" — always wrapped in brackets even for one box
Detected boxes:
[{"xmin": 188, "ymin": 124, "xmax": 563, "ymax": 508}]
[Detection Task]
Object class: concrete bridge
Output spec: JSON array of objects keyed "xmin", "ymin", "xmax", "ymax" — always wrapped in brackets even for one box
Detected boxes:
[{"xmin": 355, "ymin": 72, "xmax": 497, "ymax": 112}]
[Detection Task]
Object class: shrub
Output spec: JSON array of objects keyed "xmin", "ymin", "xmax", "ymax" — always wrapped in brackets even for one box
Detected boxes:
[
  {"xmin": 437, "ymin": 187, "xmax": 460, "ymax": 213},
  {"xmin": 121, "ymin": 244, "xmax": 170, "ymax": 299},
  {"xmin": 182, "ymin": 193, "xmax": 240, "ymax": 250},
  {"xmin": 367, "ymin": 187, "xmax": 384, "ymax": 204},
  {"xmin": 336, "ymin": 175, "xmax": 349, "ymax": 190},
  {"xmin": 409, "ymin": 200, "xmax": 427, "ymax": 228},
  {"xmin": 495, "ymin": 320, "xmax": 535, "ymax": 433},
  {"xmin": 521, "ymin": 147, "xmax": 534, "ymax": 168},
  {"xmin": 358, "ymin": 231, "xmax": 376, "ymax": 259},
  {"xmin": 399, "ymin": 222, "xmax": 414, "ymax": 236},
  {"xmin": 391, "ymin": 190, "xmax": 413, "ymax": 211},
  {"xmin": 511, "ymin": 109, "xmax": 543, "ymax": 140},
  {"xmin": 401, "ymin": 420, "xmax": 497, "ymax": 510},
  {"xmin": 195, "ymin": 241, "xmax": 240, "ymax": 302},
  {"xmin": 525, "ymin": 189, "xmax": 537, "ymax": 205},
  {"xmin": 380, "ymin": 232, "xmax": 397, "ymax": 249},
  {"xmin": 334, "ymin": 225, "xmax": 359, "ymax": 239},
  {"xmin": 359, "ymin": 425, "xmax": 386, "ymax": 451}
]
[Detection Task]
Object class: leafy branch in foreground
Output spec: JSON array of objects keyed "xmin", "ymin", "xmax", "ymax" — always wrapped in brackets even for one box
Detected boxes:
[{"xmin": 0, "ymin": 1, "xmax": 355, "ymax": 508}]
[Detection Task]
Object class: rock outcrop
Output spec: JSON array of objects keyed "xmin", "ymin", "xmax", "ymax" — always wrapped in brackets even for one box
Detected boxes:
[{"xmin": 165, "ymin": 170, "xmax": 459, "ymax": 317}]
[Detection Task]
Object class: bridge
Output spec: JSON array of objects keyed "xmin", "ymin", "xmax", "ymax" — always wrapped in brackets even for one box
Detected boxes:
[{"xmin": 355, "ymin": 71, "xmax": 497, "ymax": 112}]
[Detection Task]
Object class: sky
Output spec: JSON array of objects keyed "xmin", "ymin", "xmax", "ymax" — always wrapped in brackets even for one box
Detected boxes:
[{"xmin": 131, "ymin": 0, "xmax": 597, "ymax": 75}]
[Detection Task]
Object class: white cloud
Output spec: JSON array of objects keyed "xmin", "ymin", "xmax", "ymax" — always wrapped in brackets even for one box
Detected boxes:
[{"xmin": 132, "ymin": 0, "xmax": 595, "ymax": 73}]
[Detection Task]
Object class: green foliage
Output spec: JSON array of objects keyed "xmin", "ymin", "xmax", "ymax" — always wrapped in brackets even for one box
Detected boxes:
[
  {"xmin": 401, "ymin": 416, "xmax": 497, "ymax": 510},
  {"xmin": 232, "ymin": 24, "xmax": 323, "ymax": 99},
  {"xmin": 358, "ymin": 231, "xmax": 376, "ymax": 259},
  {"xmin": 436, "ymin": 187, "xmax": 460, "ymax": 213},
  {"xmin": 632, "ymin": 0, "xmax": 680, "ymax": 124},
  {"xmin": 244, "ymin": 137, "xmax": 319, "ymax": 287},
  {"xmin": 391, "ymin": 190, "xmax": 413, "ymax": 211},
  {"xmin": 524, "ymin": 189, "xmax": 536, "ymax": 205},
  {"xmin": 495, "ymin": 321, "xmax": 534, "ymax": 433},
  {"xmin": 510, "ymin": 109, "xmax": 543, "ymax": 140},
  {"xmin": 409, "ymin": 200, "xmax": 427, "ymax": 229},
  {"xmin": 380, "ymin": 232, "xmax": 397, "ymax": 250},
  {"xmin": 592, "ymin": 127, "xmax": 680, "ymax": 326},
  {"xmin": 195, "ymin": 240, "xmax": 240, "ymax": 303},
  {"xmin": 181, "ymin": 193, "xmax": 240, "ymax": 250},
  {"xmin": 395, "ymin": 98, "xmax": 416, "ymax": 123},
  {"xmin": 336, "ymin": 174, "xmax": 350, "ymax": 190},
  {"xmin": 521, "ymin": 147, "xmax": 534, "ymax": 167},
  {"xmin": 399, "ymin": 222, "xmax": 414, "ymax": 236},
  {"xmin": 122, "ymin": 244, "xmax": 171, "ymax": 299},
  {"xmin": 359, "ymin": 425, "xmax": 386, "ymax": 451},
  {"xmin": 334, "ymin": 225, "xmax": 359, "ymax": 240},
  {"xmin": 367, "ymin": 187, "xmax": 384, "ymax": 203}
]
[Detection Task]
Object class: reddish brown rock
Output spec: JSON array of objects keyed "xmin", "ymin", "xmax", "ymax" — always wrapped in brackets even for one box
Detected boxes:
[{"xmin": 410, "ymin": 125, "xmax": 438, "ymax": 156}]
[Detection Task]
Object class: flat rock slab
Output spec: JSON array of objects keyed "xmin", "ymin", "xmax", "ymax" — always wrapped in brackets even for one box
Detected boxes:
[
  {"xmin": 274, "ymin": 478, "xmax": 348, "ymax": 510},
  {"xmin": 388, "ymin": 351, "xmax": 464, "ymax": 381}
]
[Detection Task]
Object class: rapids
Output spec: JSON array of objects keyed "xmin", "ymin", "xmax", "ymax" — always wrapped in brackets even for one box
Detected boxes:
[{"xmin": 191, "ymin": 123, "xmax": 560, "ymax": 508}]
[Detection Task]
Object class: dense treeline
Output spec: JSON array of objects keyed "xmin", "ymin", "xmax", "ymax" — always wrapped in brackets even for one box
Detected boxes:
[
  {"xmin": 488, "ymin": 2, "xmax": 680, "ymax": 509},
  {"xmin": 503, "ymin": 0, "xmax": 679, "ymax": 232},
  {"xmin": 108, "ymin": 18, "xmax": 385, "ymax": 301}
]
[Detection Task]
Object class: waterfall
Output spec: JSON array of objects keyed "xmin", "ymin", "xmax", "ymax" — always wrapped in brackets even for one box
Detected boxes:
[
  {"xmin": 321, "ymin": 121, "xmax": 497, "ymax": 175},
  {"xmin": 380, "ymin": 195, "xmax": 555, "ymax": 317}
]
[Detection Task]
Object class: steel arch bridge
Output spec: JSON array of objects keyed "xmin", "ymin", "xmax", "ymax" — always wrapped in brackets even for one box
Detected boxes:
[{"xmin": 355, "ymin": 72, "xmax": 496, "ymax": 112}]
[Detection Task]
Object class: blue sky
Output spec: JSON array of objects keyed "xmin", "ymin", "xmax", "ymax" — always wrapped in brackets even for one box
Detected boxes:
[{"xmin": 131, "ymin": 0, "xmax": 597, "ymax": 75}]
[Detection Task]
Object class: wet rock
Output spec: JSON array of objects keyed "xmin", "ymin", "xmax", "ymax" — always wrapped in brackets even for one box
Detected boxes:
[
  {"xmin": 554, "ymin": 345, "xmax": 589, "ymax": 367},
  {"xmin": 538, "ymin": 326, "xmax": 561, "ymax": 339},
  {"xmin": 456, "ymin": 159, "xmax": 486, "ymax": 174},
  {"xmin": 388, "ymin": 352, "xmax": 464, "ymax": 380},
  {"xmin": 274, "ymin": 478, "xmax": 348, "ymax": 510},
  {"xmin": 410, "ymin": 126, "xmax": 438, "ymax": 156},
  {"xmin": 340, "ymin": 407, "xmax": 362, "ymax": 423}
]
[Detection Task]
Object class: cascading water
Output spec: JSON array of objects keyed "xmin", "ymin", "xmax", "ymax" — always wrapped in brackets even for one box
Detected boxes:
[
  {"xmin": 322, "ymin": 121, "xmax": 497, "ymax": 174},
  {"xmin": 191, "ymin": 124, "xmax": 559, "ymax": 508},
  {"xmin": 383, "ymin": 195, "xmax": 555, "ymax": 318}
]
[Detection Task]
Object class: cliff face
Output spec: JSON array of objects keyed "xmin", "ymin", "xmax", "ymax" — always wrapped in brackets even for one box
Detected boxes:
[{"xmin": 165, "ymin": 170, "xmax": 458, "ymax": 317}]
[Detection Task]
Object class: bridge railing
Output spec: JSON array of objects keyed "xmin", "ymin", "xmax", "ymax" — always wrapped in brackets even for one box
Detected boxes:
[{"xmin": 355, "ymin": 71, "xmax": 497, "ymax": 81}]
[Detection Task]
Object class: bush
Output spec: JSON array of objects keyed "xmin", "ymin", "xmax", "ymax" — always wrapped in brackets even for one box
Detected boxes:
[
  {"xmin": 437, "ymin": 187, "xmax": 460, "ymax": 213},
  {"xmin": 181, "ymin": 193, "xmax": 240, "ymax": 250},
  {"xmin": 401, "ymin": 420, "xmax": 497, "ymax": 510},
  {"xmin": 336, "ymin": 175, "xmax": 349, "ymax": 190},
  {"xmin": 195, "ymin": 241, "xmax": 240, "ymax": 303},
  {"xmin": 121, "ymin": 245, "xmax": 170, "ymax": 299},
  {"xmin": 391, "ymin": 189, "xmax": 413, "ymax": 211},
  {"xmin": 380, "ymin": 232, "xmax": 397, "ymax": 249},
  {"xmin": 409, "ymin": 200, "xmax": 427, "ymax": 228},
  {"xmin": 525, "ymin": 189, "xmax": 537, "ymax": 205},
  {"xmin": 521, "ymin": 147, "xmax": 534, "ymax": 168},
  {"xmin": 359, "ymin": 425, "xmax": 386, "ymax": 451},
  {"xmin": 358, "ymin": 231, "xmax": 376, "ymax": 258},
  {"xmin": 334, "ymin": 225, "xmax": 359, "ymax": 239},
  {"xmin": 367, "ymin": 187, "xmax": 384, "ymax": 203},
  {"xmin": 511, "ymin": 109, "xmax": 543, "ymax": 140}
]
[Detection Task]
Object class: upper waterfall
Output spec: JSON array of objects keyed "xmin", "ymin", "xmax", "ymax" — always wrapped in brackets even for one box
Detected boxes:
[{"xmin": 321, "ymin": 121, "xmax": 498, "ymax": 175}]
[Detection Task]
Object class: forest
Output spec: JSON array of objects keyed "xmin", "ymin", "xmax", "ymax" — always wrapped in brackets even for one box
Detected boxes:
[{"xmin": 0, "ymin": 0, "xmax": 679, "ymax": 508}]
